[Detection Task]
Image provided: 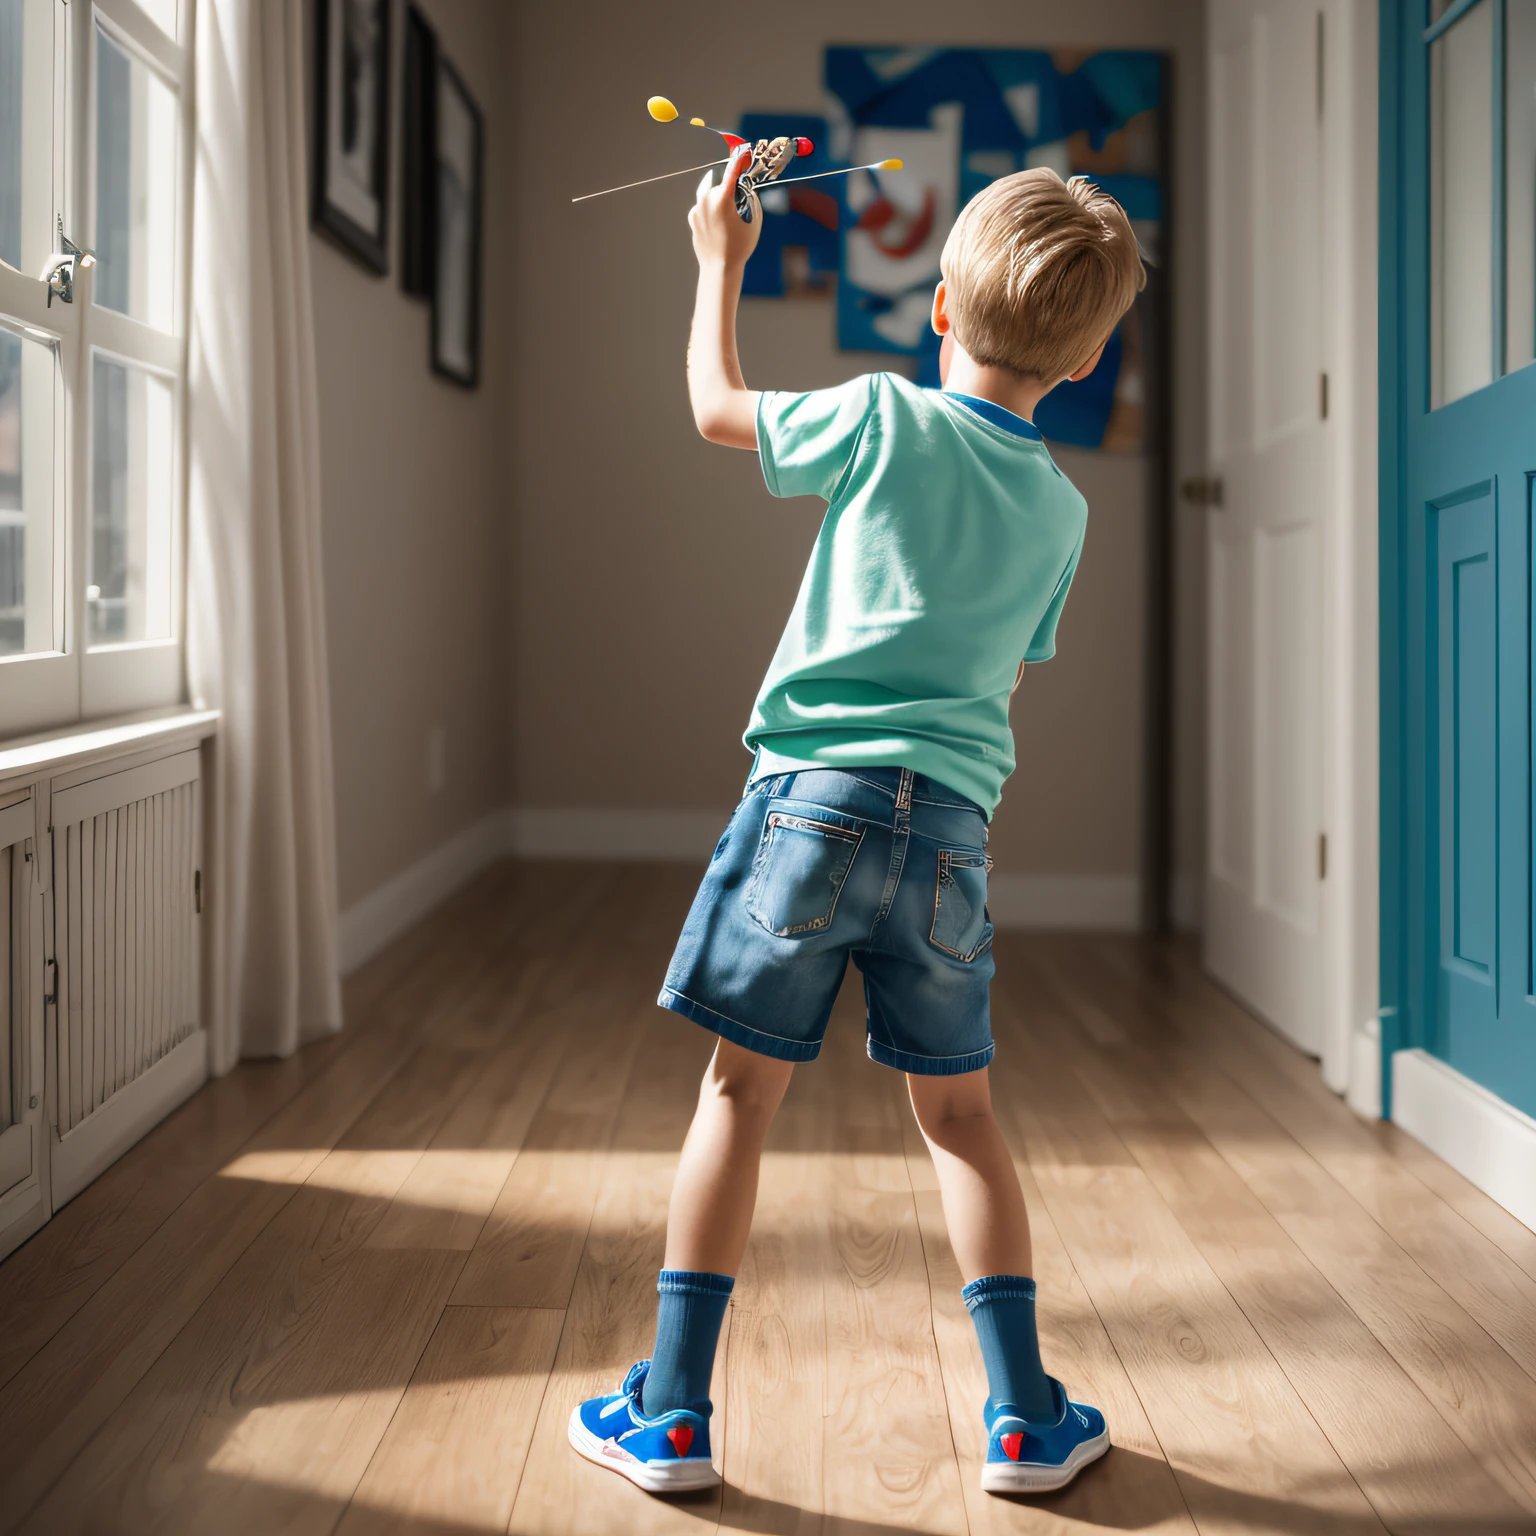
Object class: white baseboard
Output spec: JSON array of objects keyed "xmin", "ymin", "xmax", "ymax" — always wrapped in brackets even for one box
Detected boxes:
[
  {"xmin": 52, "ymin": 1030, "xmax": 208, "ymax": 1210},
  {"xmin": 1392, "ymin": 1048, "xmax": 1536, "ymax": 1232},
  {"xmin": 1346, "ymin": 1017, "xmax": 1382, "ymax": 1120},
  {"xmin": 988, "ymin": 873, "xmax": 1140, "ymax": 931},
  {"xmin": 506, "ymin": 807, "xmax": 724, "ymax": 862},
  {"xmin": 1170, "ymin": 872, "xmax": 1204, "ymax": 933},
  {"xmin": 339, "ymin": 811, "xmax": 513, "ymax": 976}
]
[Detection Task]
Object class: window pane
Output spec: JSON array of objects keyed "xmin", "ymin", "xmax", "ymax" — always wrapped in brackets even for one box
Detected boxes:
[
  {"xmin": 138, "ymin": 0, "xmax": 177, "ymax": 39},
  {"xmin": 90, "ymin": 357, "xmax": 173, "ymax": 647},
  {"xmin": 1430, "ymin": 2, "xmax": 1495, "ymax": 407},
  {"xmin": 0, "ymin": 322, "xmax": 57, "ymax": 658},
  {"xmin": 0, "ymin": 0, "xmax": 50, "ymax": 277},
  {"xmin": 1508, "ymin": 2, "xmax": 1536, "ymax": 374},
  {"xmin": 95, "ymin": 28, "xmax": 178, "ymax": 330}
]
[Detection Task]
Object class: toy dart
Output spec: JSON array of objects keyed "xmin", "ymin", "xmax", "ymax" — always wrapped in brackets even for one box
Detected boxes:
[{"xmin": 572, "ymin": 96, "xmax": 904, "ymax": 223}]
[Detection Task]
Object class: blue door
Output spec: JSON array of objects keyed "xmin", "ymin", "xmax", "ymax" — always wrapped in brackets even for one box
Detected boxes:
[{"xmin": 1382, "ymin": 0, "xmax": 1536, "ymax": 1117}]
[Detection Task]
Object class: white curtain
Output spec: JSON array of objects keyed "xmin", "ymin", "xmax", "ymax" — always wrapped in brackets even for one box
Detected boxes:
[{"xmin": 187, "ymin": 0, "xmax": 343, "ymax": 1070}]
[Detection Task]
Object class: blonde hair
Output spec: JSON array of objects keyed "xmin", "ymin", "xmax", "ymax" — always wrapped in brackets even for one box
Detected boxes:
[{"xmin": 940, "ymin": 168, "xmax": 1145, "ymax": 380}]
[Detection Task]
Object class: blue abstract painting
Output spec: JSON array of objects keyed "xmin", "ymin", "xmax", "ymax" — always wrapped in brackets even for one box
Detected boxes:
[{"xmin": 739, "ymin": 47, "xmax": 1164, "ymax": 451}]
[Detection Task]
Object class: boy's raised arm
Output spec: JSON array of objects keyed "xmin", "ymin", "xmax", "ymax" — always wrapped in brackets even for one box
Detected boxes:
[{"xmin": 687, "ymin": 148, "xmax": 763, "ymax": 450}]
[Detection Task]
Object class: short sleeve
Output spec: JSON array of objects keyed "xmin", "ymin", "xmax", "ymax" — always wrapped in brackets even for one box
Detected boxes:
[
  {"xmin": 757, "ymin": 375, "xmax": 875, "ymax": 501},
  {"xmin": 1024, "ymin": 529, "xmax": 1085, "ymax": 663}
]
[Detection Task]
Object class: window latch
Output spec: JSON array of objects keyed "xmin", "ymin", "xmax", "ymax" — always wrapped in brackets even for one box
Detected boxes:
[{"xmin": 40, "ymin": 214, "xmax": 96, "ymax": 306}]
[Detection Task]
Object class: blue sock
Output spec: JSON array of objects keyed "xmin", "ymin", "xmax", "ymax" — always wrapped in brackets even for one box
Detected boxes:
[
  {"xmin": 962, "ymin": 1274, "xmax": 1056, "ymax": 1422},
  {"xmin": 640, "ymin": 1269, "xmax": 734, "ymax": 1417}
]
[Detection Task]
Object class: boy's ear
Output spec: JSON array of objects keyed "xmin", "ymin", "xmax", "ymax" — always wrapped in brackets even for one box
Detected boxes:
[
  {"xmin": 1067, "ymin": 336, "xmax": 1110, "ymax": 383},
  {"xmin": 930, "ymin": 280, "xmax": 951, "ymax": 336}
]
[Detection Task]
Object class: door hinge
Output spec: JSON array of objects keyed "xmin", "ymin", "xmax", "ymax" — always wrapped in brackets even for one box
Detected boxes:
[
  {"xmin": 1318, "ymin": 833, "xmax": 1328, "ymax": 881},
  {"xmin": 194, "ymin": 869, "xmax": 202, "ymax": 914},
  {"xmin": 43, "ymin": 959, "xmax": 57, "ymax": 1007},
  {"xmin": 1319, "ymin": 372, "xmax": 1329, "ymax": 420}
]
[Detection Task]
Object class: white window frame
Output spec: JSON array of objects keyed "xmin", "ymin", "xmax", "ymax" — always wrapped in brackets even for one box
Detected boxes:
[{"xmin": 0, "ymin": 0, "xmax": 193, "ymax": 740}]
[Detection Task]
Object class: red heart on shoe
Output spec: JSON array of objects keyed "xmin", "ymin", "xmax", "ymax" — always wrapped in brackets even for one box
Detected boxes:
[
  {"xmin": 1000, "ymin": 1432, "xmax": 1024, "ymax": 1462},
  {"xmin": 668, "ymin": 1426, "xmax": 694, "ymax": 1457}
]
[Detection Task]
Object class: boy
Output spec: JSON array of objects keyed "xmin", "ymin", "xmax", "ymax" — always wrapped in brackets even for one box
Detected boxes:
[{"xmin": 569, "ymin": 148, "xmax": 1144, "ymax": 1497}]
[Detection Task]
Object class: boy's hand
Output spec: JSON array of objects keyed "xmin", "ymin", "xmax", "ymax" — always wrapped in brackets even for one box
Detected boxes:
[{"xmin": 689, "ymin": 147, "xmax": 762, "ymax": 270}]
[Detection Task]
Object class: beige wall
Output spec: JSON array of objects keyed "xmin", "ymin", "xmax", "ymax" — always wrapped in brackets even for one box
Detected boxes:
[
  {"xmin": 506, "ymin": 0, "xmax": 1207, "ymax": 900},
  {"xmin": 309, "ymin": 0, "xmax": 514, "ymax": 909}
]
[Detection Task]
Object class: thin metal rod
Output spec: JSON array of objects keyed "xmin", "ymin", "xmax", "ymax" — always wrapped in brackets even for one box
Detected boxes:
[
  {"xmin": 763, "ymin": 161, "xmax": 899, "ymax": 190},
  {"xmin": 572, "ymin": 158, "xmax": 728, "ymax": 203}
]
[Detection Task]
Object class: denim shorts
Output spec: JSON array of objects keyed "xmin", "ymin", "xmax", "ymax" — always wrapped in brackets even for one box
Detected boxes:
[{"xmin": 658, "ymin": 766, "xmax": 995, "ymax": 1075}]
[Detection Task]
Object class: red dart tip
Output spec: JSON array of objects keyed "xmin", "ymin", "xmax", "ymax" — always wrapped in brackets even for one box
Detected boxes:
[
  {"xmin": 795, "ymin": 137, "xmax": 815, "ymax": 156},
  {"xmin": 721, "ymin": 133, "xmax": 747, "ymax": 151}
]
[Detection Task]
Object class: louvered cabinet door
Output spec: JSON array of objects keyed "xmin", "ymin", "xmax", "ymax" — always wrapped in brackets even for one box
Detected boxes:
[
  {"xmin": 48, "ymin": 750, "xmax": 207, "ymax": 1210},
  {"xmin": 0, "ymin": 795, "xmax": 49, "ymax": 1261}
]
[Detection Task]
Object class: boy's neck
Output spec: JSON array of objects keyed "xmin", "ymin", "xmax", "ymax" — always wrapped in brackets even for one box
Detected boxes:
[{"xmin": 941, "ymin": 350, "xmax": 1053, "ymax": 424}]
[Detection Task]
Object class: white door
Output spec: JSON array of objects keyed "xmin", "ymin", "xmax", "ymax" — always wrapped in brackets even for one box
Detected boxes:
[{"xmin": 1204, "ymin": 0, "xmax": 1328, "ymax": 1054}]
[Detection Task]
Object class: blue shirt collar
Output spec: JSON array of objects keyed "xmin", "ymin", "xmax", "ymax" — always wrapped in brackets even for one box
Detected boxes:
[{"xmin": 942, "ymin": 390, "xmax": 1042, "ymax": 440}]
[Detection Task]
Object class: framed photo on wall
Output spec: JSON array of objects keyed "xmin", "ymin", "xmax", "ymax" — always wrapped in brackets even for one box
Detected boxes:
[
  {"xmin": 313, "ymin": 0, "xmax": 392, "ymax": 273},
  {"xmin": 431, "ymin": 59, "xmax": 483, "ymax": 388},
  {"xmin": 400, "ymin": 5, "xmax": 437, "ymax": 298}
]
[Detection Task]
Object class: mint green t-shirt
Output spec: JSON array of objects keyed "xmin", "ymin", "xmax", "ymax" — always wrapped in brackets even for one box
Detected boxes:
[{"xmin": 746, "ymin": 372, "xmax": 1087, "ymax": 817}]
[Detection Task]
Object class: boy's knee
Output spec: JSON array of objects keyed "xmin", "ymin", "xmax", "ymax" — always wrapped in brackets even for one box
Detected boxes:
[
  {"xmin": 703, "ymin": 1040, "xmax": 793, "ymax": 1115},
  {"xmin": 908, "ymin": 1070, "xmax": 996, "ymax": 1139}
]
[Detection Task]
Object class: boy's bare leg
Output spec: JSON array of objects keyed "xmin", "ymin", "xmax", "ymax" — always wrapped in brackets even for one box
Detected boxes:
[
  {"xmin": 663, "ymin": 1037, "xmax": 795, "ymax": 1275},
  {"xmin": 909, "ymin": 1064, "xmax": 1055, "ymax": 1423},
  {"xmin": 907, "ymin": 1065, "xmax": 1031, "ymax": 1281}
]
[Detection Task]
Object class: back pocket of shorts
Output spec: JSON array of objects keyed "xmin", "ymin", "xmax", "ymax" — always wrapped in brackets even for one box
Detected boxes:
[
  {"xmin": 745, "ymin": 811, "xmax": 863, "ymax": 937},
  {"xmin": 930, "ymin": 849, "xmax": 993, "ymax": 962}
]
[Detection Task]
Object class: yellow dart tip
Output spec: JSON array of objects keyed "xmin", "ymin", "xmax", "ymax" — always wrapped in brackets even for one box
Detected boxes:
[
  {"xmin": 647, "ymin": 96, "xmax": 678, "ymax": 122},
  {"xmin": 881, "ymin": 158, "xmax": 904, "ymax": 170},
  {"xmin": 690, "ymin": 117, "xmax": 705, "ymax": 126}
]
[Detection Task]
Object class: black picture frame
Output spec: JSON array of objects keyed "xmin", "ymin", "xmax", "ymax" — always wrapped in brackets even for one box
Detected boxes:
[
  {"xmin": 312, "ymin": 0, "xmax": 392, "ymax": 274},
  {"xmin": 400, "ymin": 5, "xmax": 437, "ymax": 298},
  {"xmin": 429, "ymin": 57, "xmax": 483, "ymax": 389}
]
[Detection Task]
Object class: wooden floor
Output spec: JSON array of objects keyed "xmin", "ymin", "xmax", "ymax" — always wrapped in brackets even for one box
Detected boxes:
[{"xmin": 2, "ymin": 863, "xmax": 1535, "ymax": 1536}]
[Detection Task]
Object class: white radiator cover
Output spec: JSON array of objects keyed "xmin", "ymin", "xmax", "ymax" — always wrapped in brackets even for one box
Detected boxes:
[{"xmin": 50, "ymin": 751, "xmax": 203, "ymax": 1146}]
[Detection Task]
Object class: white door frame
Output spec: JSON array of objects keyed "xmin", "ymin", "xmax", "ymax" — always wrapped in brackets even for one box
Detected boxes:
[
  {"xmin": 1201, "ymin": 0, "xmax": 1379, "ymax": 1107},
  {"xmin": 1316, "ymin": 0, "xmax": 1380, "ymax": 1109}
]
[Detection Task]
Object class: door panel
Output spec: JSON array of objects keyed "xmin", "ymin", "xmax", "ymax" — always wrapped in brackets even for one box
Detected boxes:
[
  {"xmin": 1384, "ymin": 0, "xmax": 1536, "ymax": 1121},
  {"xmin": 1432, "ymin": 487, "xmax": 1499, "ymax": 1071},
  {"xmin": 1206, "ymin": 0, "xmax": 1326, "ymax": 1053},
  {"xmin": 1209, "ymin": 534, "xmax": 1254, "ymax": 890},
  {"xmin": 1255, "ymin": 520, "xmax": 1321, "ymax": 931}
]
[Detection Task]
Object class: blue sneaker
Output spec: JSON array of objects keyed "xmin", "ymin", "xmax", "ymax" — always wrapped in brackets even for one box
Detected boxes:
[
  {"xmin": 567, "ymin": 1360, "xmax": 720, "ymax": 1494},
  {"xmin": 981, "ymin": 1379, "xmax": 1109, "ymax": 1494}
]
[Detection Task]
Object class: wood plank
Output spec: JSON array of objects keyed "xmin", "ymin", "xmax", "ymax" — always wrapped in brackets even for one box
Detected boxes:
[
  {"xmin": 818, "ymin": 1011, "xmax": 968, "ymax": 1532},
  {"xmin": 16, "ymin": 1043, "xmax": 496, "ymax": 1534},
  {"xmin": 989, "ymin": 983, "xmax": 1389, "ymax": 1536},
  {"xmin": 1155, "ymin": 1044, "xmax": 1536, "ymax": 1515},
  {"xmin": 449, "ymin": 873, "xmax": 664, "ymax": 1309},
  {"xmin": 717, "ymin": 1020, "xmax": 831, "ymax": 1532},
  {"xmin": 506, "ymin": 1004, "xmax": 719, "ymax": 1535},
  {"xmin": 0, "ymin": 864, "xmax": 598, "ymax": 1528},
  {"xmin": 1368, "ymin": 1116, "xmax": 1536, "ymax": 1282},
  {"xmin": 1061, "ymin": 938, "xmax": 1536, "ymax": 1507},
  {"xmin": 365, "ymin": 1020, "xmax": 567, "ymax": 1253},
  {"xmin": 335, "ymin": 1305, "xmax": 565, "ymax": 1536},
  {"xmin": 1029, "ymin": 978, "xmax": 1533, "ymax": 1534}
]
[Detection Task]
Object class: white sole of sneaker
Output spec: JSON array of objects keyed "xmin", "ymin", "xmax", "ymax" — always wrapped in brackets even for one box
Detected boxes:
[
  {"xmin": 980, "ymin": 1428, "xmax": 1111, "ymax": 1494},
  {"xmin": 567, "ymin": 1405, "xmax": 722, "ymax": 1494}
]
